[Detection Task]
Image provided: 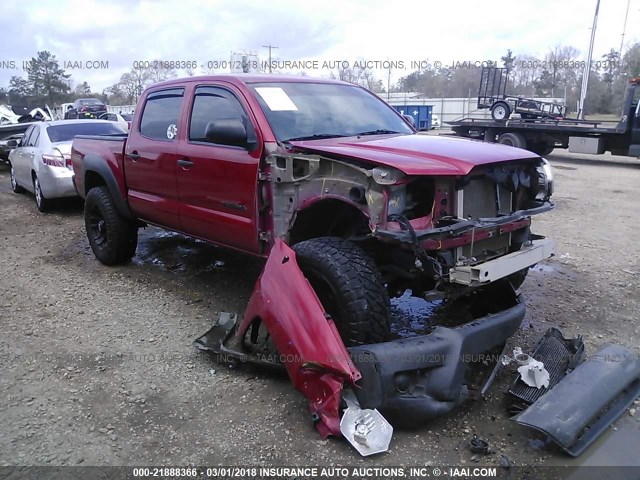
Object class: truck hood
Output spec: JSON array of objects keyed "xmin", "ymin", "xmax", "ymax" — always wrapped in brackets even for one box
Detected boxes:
[{"xmin": 289, "ymin": 134, "xmax": 539, "ymax": 176}]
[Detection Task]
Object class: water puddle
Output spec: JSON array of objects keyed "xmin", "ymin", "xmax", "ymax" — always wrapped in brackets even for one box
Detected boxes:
[
  {"xmin": 390, "ymin": 283, "xmax": 519, "ymax": 339},
  {"xmin": 390, "ymin": 291, "xmax": 442, "ymax": 338}
]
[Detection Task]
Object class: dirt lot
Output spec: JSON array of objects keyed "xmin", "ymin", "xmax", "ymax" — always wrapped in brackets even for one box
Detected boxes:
[{"xmin": 0, "ymin": 150, "xmax": 639, "ymax": 473}]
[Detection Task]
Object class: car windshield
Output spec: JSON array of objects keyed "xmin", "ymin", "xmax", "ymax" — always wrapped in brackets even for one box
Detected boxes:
[
  {"xmin": 79, "ymin": 99, "xmax": 102, "ymax": 105},
  {"xmin": 46, "ymin": 122, "xmax": 125, "ymax": 142},
  {"xmin": 248, "ymin": 82, "xmax": 414, "ymax": 142}
]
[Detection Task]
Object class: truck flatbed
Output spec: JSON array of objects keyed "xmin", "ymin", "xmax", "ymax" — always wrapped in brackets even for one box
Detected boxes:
[{"xmin": 448, "ymin": 117, "xmax": 626, "ymax": 135}]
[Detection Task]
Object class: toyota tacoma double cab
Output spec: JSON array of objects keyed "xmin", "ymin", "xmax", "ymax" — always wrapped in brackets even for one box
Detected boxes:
[{"xmin": 71, "ymin": 75, "xmax": 554, "ymax": 438}]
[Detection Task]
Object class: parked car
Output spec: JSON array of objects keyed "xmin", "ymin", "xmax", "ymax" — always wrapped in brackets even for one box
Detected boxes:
[
  {"xmin": 0, "ymin": 133, "xmax": 24, "ymax": 163},
  {"xmin": 8, "ymin": 119, "xmax": 125, "ymax": 211},
  {"xmin": 64, "ymin": 98, "xmax": 107, "ymax": 119},
  {"xmin": 71, "ymin": 75, "xmax": 555, "ymax": 436},
  {"xmin": 431, "ymin": 114, "xmax": 441, "ymax": 129},
  {"xmin": 98, "ymin": 112, "xmax": 132, "ymax": 131}
]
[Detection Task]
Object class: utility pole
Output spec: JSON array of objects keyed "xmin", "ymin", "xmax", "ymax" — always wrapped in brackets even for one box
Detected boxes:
[
  {"xmin": 262, "ymin": 45, "xmax": 278, "ymax": 73},
  {"xmin": 619, "ymin": 0, "xmax": 631, "ymax": 56},
  {"xmin": 578, "ymin": 0, "xmax": 600, "ymax": 120}
]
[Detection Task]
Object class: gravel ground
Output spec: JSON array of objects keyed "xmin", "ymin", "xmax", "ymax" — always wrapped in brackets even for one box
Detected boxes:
[{"xmin": 0, "ymin": 151, "xmax": 639, "ymax": 471}]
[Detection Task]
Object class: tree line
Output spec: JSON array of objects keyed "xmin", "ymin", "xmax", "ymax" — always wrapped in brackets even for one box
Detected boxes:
[
  {"xmin": 3, "ymin": 44, "xmax": 640, "ymax": 115},
  {"xmin": 394, "ymin": 44, "xmax": 640, "ymax": 115}
]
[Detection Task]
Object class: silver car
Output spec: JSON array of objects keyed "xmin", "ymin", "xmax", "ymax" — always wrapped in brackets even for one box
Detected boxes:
[
  {"xmin": 8, "ymin": 119, "xmax": 125, "ymax": 212},
  {"xmin": 98, "ymin": 112, "xmax": 133, "ymax": 131}
]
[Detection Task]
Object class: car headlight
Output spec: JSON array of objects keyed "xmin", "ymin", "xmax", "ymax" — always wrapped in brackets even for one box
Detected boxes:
[{"xmin": 536, "ymin": 158, "xmax": 554, "ymax": 200}]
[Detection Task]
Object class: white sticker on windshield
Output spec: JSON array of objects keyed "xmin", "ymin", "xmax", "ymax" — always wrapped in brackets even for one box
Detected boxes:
[{"xmin": 255, "ymin": 87, "xmax": 298, "ymax": 111}]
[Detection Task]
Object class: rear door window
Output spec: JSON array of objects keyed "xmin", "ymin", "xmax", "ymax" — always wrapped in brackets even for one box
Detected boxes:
[{"xmin": 139, "ymin": 88, "xmax": 184, "ymax": 140}]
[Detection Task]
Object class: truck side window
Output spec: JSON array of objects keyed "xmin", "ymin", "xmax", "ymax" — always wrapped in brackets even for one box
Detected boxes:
[
  {"xmin": 189, "ymin": 86, "xmax": 256, "ymax": 145},
  {"xmin": 139, "ymin": 88, "xmax": 184, "ymax": 140}
]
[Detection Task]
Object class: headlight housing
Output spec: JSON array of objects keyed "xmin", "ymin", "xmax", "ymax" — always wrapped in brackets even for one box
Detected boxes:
[{"xmin": 535, "ymin": 158, "xmax": 554, "ymax": 200}]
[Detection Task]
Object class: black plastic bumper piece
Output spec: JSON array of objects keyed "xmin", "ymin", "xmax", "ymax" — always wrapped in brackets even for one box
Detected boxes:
[
  {"xmin": 348, "ymin": 295, "xmax": 526, "ymax": 426},
  {"xmin": 513, "ymin": 343, "xmax": 640, "ymax": 457}
]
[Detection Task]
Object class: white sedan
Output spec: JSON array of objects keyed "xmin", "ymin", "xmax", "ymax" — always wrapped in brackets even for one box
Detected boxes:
[
  {"xmin": 98, "ymin": 112, "xmax": 133, "ymax": 131},
  {"xmin": 8, "ymin": 120, "xmax": 126, "ymax": 212}
]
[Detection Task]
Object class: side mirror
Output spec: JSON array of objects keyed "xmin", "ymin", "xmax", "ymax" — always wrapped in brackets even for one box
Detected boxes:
[
  {"xmin": 403, "ymin": 114, "xmax": 416, "ymax": 128},
  {"xmin": 204, "ymin": 119, "xmax": 248, "ymax": 147},
  {"xmin": 7, "ymin": 139, "xmax": 18, "ymax": 148}
]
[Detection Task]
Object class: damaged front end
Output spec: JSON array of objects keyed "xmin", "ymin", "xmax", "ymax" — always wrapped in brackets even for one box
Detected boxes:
[
  {"xmin": 197, "ymin": 149, "xmax": 563, "ymax": 454},
  {"xmin": 263, "ymin": 149, "xmax": 555, "ymax": 299}
]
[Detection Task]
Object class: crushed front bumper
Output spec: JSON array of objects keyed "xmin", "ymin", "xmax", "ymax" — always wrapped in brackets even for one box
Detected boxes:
[{"xmin": 349, "ymin": 294, "xmax": 525, "ymax": 425}]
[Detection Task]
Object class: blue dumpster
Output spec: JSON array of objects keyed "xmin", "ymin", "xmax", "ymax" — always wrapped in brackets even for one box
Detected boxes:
[{"xmin": 394, "ymin": 105, "xmax": 433, "ymax": 130}]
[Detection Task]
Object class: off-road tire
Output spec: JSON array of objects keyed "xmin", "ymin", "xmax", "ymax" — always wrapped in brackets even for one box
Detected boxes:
[
  {"xmin": 292, "ymin": 236, "xmax": 391, "ymax": 346},
  {"xmin": 85, "ymin": 186, "xmax": 138, "ymax": 265}
]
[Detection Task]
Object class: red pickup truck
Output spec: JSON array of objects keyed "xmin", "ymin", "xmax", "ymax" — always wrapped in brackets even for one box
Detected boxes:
[{"xmin": 71, "ymin": 75, "xmax": 555, "ymax": 438}]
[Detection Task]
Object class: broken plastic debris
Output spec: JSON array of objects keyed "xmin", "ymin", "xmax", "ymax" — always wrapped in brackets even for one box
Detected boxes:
[
  {"xmin": 216, "ymin": 311, "xmax": 238, "ymax": 327},
  {"xmin": 518, "ymin": 359, "xmax": 550, "ymax": 389},
  {"xmin": 501, "ymin": 345, "xmax": 550, "ymax": 389},
  {"xmin": 340, "ymin": 392, "xmax": 392, "ymax": 457},
  {"xmin": 501, "ymin": 347, "xmax": 529, "ymax": 366},
  {"xmin": 469, "ymin": 436, "xmax": 490, "ymax": 454}
]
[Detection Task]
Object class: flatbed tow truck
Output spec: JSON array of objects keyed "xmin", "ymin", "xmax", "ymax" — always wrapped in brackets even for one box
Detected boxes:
[{"xmin": 449, "ymin": 73, "xmax": 640, "ymax": 158}]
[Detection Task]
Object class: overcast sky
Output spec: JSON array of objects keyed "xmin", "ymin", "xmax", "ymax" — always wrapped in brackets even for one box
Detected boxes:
[{"xmin": 1, "ymin": 0, "xmax": 638, "ymax": 93}]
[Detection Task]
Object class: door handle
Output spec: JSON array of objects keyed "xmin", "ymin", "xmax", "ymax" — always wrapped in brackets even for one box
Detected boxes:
[
  {"xmin": 177, "ymin": 159, "xmax": 194, "ymax": 167},
  {"xmin": 128, "ymin": 151, "xmax": 141, "ymax": 160}
]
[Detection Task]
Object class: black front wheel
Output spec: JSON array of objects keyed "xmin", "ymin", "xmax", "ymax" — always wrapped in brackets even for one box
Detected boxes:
[
  {"xmin": 292, "ymin": 237, "xmax": 391, "ymax": 346},
  {"xmin": 85, "ymin": 186, "xmax": 138, "ymax": 265}
]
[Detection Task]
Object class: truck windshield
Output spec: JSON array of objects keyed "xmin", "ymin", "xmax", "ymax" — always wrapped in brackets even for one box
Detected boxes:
[
  {"xmin": 248, "ymin": 82, "xmax": 414, "ymax": 142},
  {"xmin": 46, "ymin": 122, "xmax": 125, "ymax": 143}
]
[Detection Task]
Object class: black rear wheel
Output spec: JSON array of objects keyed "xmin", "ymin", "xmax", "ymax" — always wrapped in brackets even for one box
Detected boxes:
[
  {"xmin": 529, "ymin": 142, "xmax": 554, "ymax": 156},
  {"xmin": 293, "ymin": 237, "xmax": 391, "ymax": 346},
  {"xmin": 497, "ymin": 132, "xmax": 526, "ymax": 149},
  {"xmin": 85, "ymin": 186, "xmax": 137, "ymax": 265}
]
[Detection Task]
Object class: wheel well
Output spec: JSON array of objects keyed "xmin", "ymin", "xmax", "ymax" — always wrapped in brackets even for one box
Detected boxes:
[
  {"xmin": 84, "ymin": 170, "xmax": 107, "ymax": 195},
  {"xmin": 288, "ymin": 199, "xmax": 370, "ymax": 244}
]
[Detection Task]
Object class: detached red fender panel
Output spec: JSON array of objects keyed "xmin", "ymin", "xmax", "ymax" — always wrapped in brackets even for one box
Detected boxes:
[{"xmin": 238, "ymin": 239, "xmax": 361, "ymax": 438}]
